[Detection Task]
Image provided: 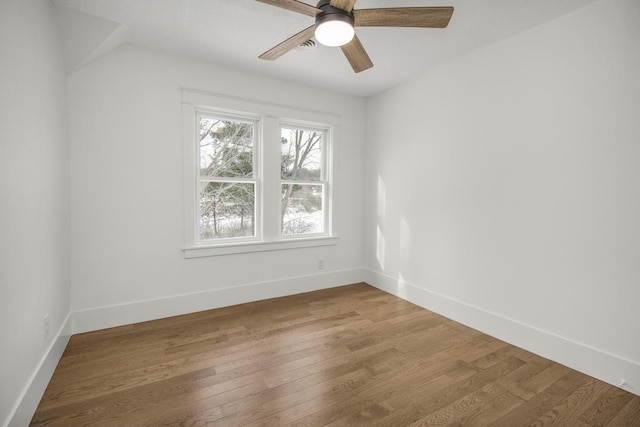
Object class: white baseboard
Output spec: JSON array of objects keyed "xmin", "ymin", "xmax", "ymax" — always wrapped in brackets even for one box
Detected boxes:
[
  {"xmin": 12, "ymin": 265, "xmax": 635, "ymax": 427},
  {"xmin": 364, "ymin": 268, "xmax": 640, "ymax": 397},
  {"xmin": 5, "ymin": 315, "xmax": 71, "ymax": 427},
  {"xmin": 4, "ymin": 269, "xmax": 365, "ymax": 427},
  {"xmin": 71, "ymin": 268, "xmax": 365, "ymax": 334}
]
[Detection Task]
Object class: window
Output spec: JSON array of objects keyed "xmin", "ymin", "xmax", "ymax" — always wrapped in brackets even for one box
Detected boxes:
[
  {"xmin": 182, "ymin": 90, "xmax": 338, "ymax": 257},
  {"xmin": 198, "ymin": 114, "xmax": 257, "ymax": 241},
  {"xmin": 281, "ymin": 125, "xmax": 326, "ymax": 236}
]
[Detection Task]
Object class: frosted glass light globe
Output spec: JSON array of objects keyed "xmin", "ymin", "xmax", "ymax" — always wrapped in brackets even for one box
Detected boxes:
[{"xmin": 315, "ymin": 19, "xmax": 355, "ymax": 47}]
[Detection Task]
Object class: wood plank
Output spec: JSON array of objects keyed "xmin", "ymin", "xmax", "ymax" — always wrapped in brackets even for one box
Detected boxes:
[
  {"xmin": 31, "ymin": 283, "xmax": 640, "ymax": 426},
  {"xmin": 578, "ymin": 386, "xmax": 636, "ymax": 425}
]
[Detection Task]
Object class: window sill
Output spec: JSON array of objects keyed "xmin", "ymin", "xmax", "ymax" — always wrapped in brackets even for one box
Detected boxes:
[{"xmin": 183, "ymin": 236, "xmax": 339, "ymax": 258}]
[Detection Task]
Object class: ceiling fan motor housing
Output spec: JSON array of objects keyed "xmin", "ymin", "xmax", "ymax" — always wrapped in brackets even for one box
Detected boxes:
[{"xmin": 315, "ymin": 0, "xmax": 355, "ymax": 27}]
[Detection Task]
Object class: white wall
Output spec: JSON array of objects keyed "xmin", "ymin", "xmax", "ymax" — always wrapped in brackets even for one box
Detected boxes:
[
  {"xmin": 0, "ymin": 0, "xmax": 71, "ymax": 425},
  {"xmin": 67, "ymin": 44, "xmax": 366, "ymax": 328},
  {"xmin": 365, "ymin": 0, "xmax": 640, "ymax": 393},
  {"xmin": 4, "ymin": 0, "xmax": 637, "ymax": 423}
]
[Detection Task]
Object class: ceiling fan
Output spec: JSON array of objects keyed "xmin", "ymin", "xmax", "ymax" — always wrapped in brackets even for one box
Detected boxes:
[{"xmin": 256, "ymin": 0, "xmax": 454, "ymax": 73}]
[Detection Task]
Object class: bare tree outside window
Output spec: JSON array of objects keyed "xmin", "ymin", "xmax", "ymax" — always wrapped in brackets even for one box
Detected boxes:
[
  {"xmin": 198, "ymin": 116, "xmax": 255, "ymax": 240},
  {"xmin": 183, "ymin": 91, "xmax": 335, "ymax": 255},
  {"xmin": 281, "ymin": 126, "xmax": 326, "ymax": 235}
]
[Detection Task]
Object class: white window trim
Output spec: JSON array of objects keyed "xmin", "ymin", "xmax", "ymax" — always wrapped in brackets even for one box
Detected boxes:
[
  {"xmin": 196, "ymin": 111, "xmax": 261, "ymax": 245},
  {"xmin": 182, "ymin": 89, "xmax": 340, "ymax": 258},
  {"xmin": 280, "ymin": 122, "xmax": 330, "ymax": 238}
]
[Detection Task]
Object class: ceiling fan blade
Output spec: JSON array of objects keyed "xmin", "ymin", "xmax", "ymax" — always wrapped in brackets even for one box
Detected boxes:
[
  {"xmin": 330, "ymin": 0, "xmax": 356, "ymax": 12},
  {"xmin": 259, "ymin": 25, "xmax": 316, "ymax": 61},
  {"xmin": 255, "ymin": 0, "xmax": 321, "ymax": 17},
  {"xmin": 354, "ymin": 7, "xmax": 454, "ymax": 28},
  {"xmin": 340, "ymin": 34, "xmax": 373, "ymax": 73}
]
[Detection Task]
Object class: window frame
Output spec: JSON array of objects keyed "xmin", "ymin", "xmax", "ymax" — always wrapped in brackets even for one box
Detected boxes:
[
  {"xmin": 195, "ymin": 111, "xmax": 261, "ymax": 244},
  {"xmin": 279, "ymin": 122, "xmax": 330, "ymax": 239},
  {"xmin": 182, "ymin": 89, "xmax": 339, "ymax": 258}
]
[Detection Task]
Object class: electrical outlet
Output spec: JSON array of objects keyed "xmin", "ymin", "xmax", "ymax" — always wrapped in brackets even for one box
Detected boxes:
[
  {"xmin": 44, "ymin": 313, "xmax": 50, "ymax": 339},
  {"xmin": 317, "ymin": 259, "xmax": 325, "ymax": 270}
]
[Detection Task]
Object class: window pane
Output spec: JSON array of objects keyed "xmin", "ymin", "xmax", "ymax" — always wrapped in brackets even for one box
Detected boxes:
[
  {"xmin": 281, "ymin": 184, "xmax": 324, "ymax": 235},
  {"xmin": 200, "ymin": 182, "xmax": 255, "ymax": 239},
  {"xmin": 281, "ymin": 127, "xmax": 322, "ymax": 181},
  {"xmin": 199, "ymin": 116, "xmax": 253, "ymax": 178}
]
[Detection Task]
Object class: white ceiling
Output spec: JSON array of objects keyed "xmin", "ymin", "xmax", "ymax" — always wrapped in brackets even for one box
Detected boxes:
[{"xmin": 52, "ymin": 0, "xmax": 599, "ymax": 97}]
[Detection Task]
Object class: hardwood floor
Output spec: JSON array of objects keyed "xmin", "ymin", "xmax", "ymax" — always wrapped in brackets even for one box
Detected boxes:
[{"xmin": 32, "ymin": 283, "xmax": 640, "ymax": 426}]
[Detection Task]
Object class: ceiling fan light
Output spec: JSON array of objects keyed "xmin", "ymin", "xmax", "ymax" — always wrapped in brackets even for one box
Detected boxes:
[{"xmin": 315, "ymin": 17, "xmax": 354, "ymax": 47}]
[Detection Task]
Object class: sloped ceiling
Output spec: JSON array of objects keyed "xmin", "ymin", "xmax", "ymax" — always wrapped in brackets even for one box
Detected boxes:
[
  {"xmin": 56, "ymin": 7, "xmax": 122, "ymax": 72},
  {"xmin": 53, "ymin": 0, "xmax": 599, "ymax": 97}
]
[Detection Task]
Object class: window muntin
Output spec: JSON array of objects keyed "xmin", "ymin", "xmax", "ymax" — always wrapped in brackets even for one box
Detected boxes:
[
  {"xmin": 280, "ymin": 126, "xmax": 327, "ymax": 236},
  {"xmin": 197, "ymin": 114, "xmax": 257, "ymax": 241}
]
